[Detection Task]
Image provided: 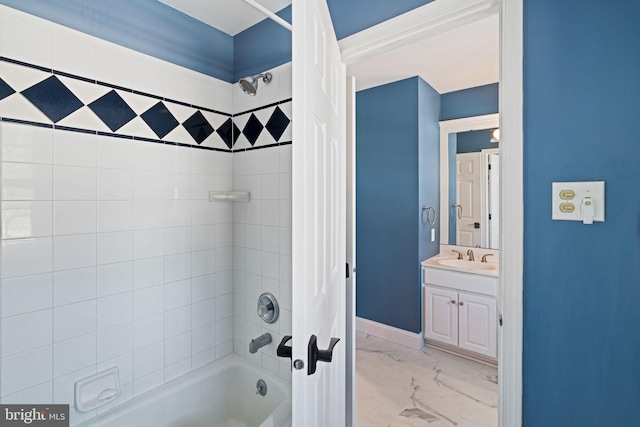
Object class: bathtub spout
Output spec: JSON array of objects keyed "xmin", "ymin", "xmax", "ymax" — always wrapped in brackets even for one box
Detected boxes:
[{"xmin": 249, "ymin": 333, "xmax": 272, "ymax": 354}]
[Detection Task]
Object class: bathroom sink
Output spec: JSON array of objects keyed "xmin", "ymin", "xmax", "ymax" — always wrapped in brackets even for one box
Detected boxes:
[{"xmin": 435, "ymin": 258, "xmax": 498, "ymax": 272}]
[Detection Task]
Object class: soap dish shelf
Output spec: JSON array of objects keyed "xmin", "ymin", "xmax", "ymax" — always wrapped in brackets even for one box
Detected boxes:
[
  {"xmin": 208, "ymin": 191, "xmax": 250, "ymax": 202},
  {"xmin": 74, "ymin": 367, "xmax": 121, "ymax": 412}
]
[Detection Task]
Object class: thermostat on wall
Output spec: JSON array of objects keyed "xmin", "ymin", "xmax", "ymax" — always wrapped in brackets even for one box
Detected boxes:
[{"xmin": 552, "ymin": 181, "xmax": 605, "ymax": 224}]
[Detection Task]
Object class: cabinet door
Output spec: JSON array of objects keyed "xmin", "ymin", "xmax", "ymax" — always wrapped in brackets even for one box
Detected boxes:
[
  {"xmin": 458, "ymin": 293, "xmax": 497, "ymax": 358},
  {"xmin": 424, "ymin": 287, "xmax": 458, "ymax": 347}
]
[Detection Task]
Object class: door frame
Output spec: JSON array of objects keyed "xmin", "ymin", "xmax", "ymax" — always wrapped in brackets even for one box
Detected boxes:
[
  {"xmin": 339, "ymin": 0, "xmax": 523, "ymax": 425},
  {"xmin": 481, "ymin": 147, "xmax": 499, "ymax": 248}
]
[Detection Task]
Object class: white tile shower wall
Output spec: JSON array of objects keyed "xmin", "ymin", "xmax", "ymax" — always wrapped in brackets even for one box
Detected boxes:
[
  {"xmin": 0, "ymin": 6, "xmax": 234, "ymax": 425},
  {"xmin": 232, "ymin": 144, "xmax": 293, "ymax": 382}
]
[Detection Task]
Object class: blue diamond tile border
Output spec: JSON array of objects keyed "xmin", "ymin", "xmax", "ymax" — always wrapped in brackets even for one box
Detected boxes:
[
  {"xmin": 265, "ymin": 106, "xmax": 290, "ymax": 142},
  {"xmin": 140, "ymin": 101, "xmax": 179, "ymax": 139},
  {"xmin": 242, "ymin": 113, "xmax": 264, "ymax": 146},
  {"xmin": 217, "ymin": 118, "xmax": 240, "ymax": 149},
  {"xmin": 1, "ymin": 57, "xmax": 291, "ymax": 152},
  {"xmin": 0, "ymin": 77, "xmax": 16, "ymax": 101},
  {"xmin": 183, "ymin": 111, "xmax": 215, "ymax": 145},
  {"xmin": 88, "ymin": 90, "xmax": 137, "ymax": 132},
  {"xmin": 21, "ymin": 75, "xmax": 84, "ymax": 123}
]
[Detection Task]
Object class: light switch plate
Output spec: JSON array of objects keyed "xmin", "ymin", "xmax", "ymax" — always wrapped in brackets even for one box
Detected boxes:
[{"xmin": 552, "ymin": 181, "xmax": 605, "ymax": 222}]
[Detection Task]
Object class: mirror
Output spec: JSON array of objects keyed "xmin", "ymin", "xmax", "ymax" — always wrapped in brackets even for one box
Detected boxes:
[{"xmin": 439, "ymin": 114, "xmax": 499, "ymax": 249}]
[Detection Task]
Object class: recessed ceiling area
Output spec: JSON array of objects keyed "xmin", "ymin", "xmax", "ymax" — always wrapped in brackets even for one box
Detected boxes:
[
  {"xmin": 158, "ymin": 0, "xmax": 291, "ymax": 36},
  {"xmin": 347, "ymin": 13, "xmax": 499, "ymax": 94}
]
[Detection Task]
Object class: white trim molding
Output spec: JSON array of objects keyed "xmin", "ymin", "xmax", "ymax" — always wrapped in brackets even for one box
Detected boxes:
[
  {"xmin": 356, "ymin": 317, "xmax": 425, "ymax": 350},
  {"xmin": 499, "ymin": 0, "xmax": 524, "ymax": 425},
  {"xmin": 439, "ymin": 113, "xmax": 499, "ymax": 245},
  {"xmin": 339, "ymin": 0, "xmax": 499, "ymax": 65}
]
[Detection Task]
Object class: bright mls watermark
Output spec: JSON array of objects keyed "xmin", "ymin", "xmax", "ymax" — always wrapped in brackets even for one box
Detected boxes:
[{"xmin": 0, "ymin": 405, "xmax": 69, "ymax": 426}]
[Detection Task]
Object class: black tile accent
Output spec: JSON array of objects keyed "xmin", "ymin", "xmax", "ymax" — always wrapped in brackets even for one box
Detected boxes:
[
  {"xmin": 0, "ymin": 77, "xmax": 15, "ymax": 101},
  {"xmin": 134, "ymin": 136, "xmax": 165, "ymax": 144},
  {"xmin": 140, "ymin": 101, "xmax": 179, "ymax": 139},
  {"xmin": 217, "ymin": 118, "xmax": 240, "ymax": 149},
  {"xmin": 97, "ymin": 131, "xmax": 134, "ymax": 140},
  {"xmin": 88, "ymin": 90, "xmax": 137, "ymax": 132},
  {"xmin": 0, "ymin": 117, "xmax": 53, "ymax": 129},
  {"xmin": 265, "ymin": 106, "xmax": 290, "ymax": 142},
  {"xmin": 199, "ymin": 106, "xmax": 232, "ymax": 116},
  {"xmin": 0, "ymin": 56, "xmax": 52, "ymax": 73},
  {"xmin": 132, "ymin": 90, "xmax": 163, "ymax": 101},
  {"xmin": 234, "ymin": 98, "xmax": 293, "ymax": 116},
  {"xmin": 96, "ymin": 81, "xmax": 133, "ymax": 93},
  {"xmin": 233, "ymin": 140, "xmax": 293, "ymax": 152},
  {"xmin": 21, "ymin": 75, "xmax": 84, "ymax": 123},
  {"xmin": 183, "ymin": 111, "xmax": 214, "ymax": 145},
  {"xmin": 55, "ymin": 125, "xmax": 96, "ymax": 134},
  {"xmin": 164, "ymin": 98, "xmax": 192, "ymax": 108},
  {"xmin": 242, "ymin": 113, "xmax": 264, "ymax": 146},
  {"xmin": 53, "ymin": 70, "xmax": 95, "ymax": 84}
]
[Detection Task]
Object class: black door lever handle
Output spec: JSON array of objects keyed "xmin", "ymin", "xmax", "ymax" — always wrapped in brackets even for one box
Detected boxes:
[
  {"xmin": 307, "ymin": 335, "xmax": 340, "ymax": 375},
  {"xmin": 276, "ymin": 335, "xmax": 293, "ymax": 359}
]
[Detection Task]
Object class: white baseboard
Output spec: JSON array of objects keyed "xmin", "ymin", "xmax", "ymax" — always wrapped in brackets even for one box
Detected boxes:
[{"xmin": 355, "ymin": 317, "xmax": 424, "ymax": 350}]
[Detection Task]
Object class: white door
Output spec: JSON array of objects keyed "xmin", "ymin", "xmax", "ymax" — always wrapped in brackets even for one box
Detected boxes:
[
  {"xmin": 456, "ymin": 152, "xmax": 482, "ymax": 247},
  {"xmin": 291, "ymin": 0, "xmax": 346, "ymax": 425},
  {"xmin": 424, "ymin": 286, "xmax": 458, "ymax": 347},
  {"xmin": 458, "ymin": 293, "xmax": 497, "ymax": 358}
]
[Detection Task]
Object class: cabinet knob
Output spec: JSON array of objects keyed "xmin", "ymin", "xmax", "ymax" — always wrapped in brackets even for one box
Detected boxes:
[
  {"xmin": 450, "ymin": 300, "xmax": 456, "ymax": 305},
  {"xmin": 459, "ymin": 301, "xmax": 464, "ymax": 306}
]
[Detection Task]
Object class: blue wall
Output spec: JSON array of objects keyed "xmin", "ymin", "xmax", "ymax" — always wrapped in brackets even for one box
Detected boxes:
[
  {"xmin": 418, "ymin": 79, "xmax": 441, "ymax": 263},
  {"xmin": 327, "ymin": 0, "xmax": 434, "ymax": 40},
  {"xmin": 523, "ymin": 1, "xmax": 640, "ymax": 425},
  {"xmin": 440, "ymin": 83, "xmax": 499, "ymax": 121},
  {"xmin": 456, "ymin": 129, "xmax": 497, "ymax": 153},
  {"xmin": 234, "ymin": 6, "xmax": 292, "ymax": 82},
  {"xmin": 356, "ymin": 77, "xmax": 439, "ymax": 333},
  {"xmin": 0, "ymin": 1, "xmax": 445, "ymax": 84},
  {"xmin": 0, "ymin": 0, "xmax": 235, "ymax": 82}
]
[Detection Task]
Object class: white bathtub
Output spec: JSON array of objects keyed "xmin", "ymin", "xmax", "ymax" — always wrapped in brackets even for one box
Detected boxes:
[{"xmin": 78, "ymin": 355, "xmax": 292, "ymax": 427}]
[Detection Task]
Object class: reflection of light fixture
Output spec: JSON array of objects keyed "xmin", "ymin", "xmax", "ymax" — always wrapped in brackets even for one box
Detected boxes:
[{"xmin": 490, "ymin": 128, "xmax": 500, "ymax": 143}]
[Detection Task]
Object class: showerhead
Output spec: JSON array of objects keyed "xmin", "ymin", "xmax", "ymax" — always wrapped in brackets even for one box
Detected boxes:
[{"xmin": 238, "ymin": 72, "xmax": 272, "ymax": 96}]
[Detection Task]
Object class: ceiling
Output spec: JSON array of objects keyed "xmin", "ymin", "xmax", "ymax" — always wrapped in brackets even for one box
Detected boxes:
[
  {"xmin": 158, "ymin": 0, "xmax": 291, "ymax": 36},
  {"xmin": 348, "ymin": 14, "xmax": 499, "ymax": 94},
  {"xmin": 158, "ymin": 0, "xmax": 498, "ymax": 94}
]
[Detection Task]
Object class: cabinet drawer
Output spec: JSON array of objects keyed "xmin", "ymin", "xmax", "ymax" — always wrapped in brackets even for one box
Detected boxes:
[{"xmin": 423, "ymin": 266, "xmax": 497, "ymax": 297}]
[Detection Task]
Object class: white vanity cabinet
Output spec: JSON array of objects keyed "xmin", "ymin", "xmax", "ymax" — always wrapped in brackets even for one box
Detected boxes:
[{"xmin": 422, "ymin": 263, "xmax": 498, "ymax": 362}]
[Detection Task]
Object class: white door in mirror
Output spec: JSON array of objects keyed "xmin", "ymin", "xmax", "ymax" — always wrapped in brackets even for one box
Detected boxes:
[{"xmin": 552, "ymin": 181, "xmax": 605, "ymax": 224}]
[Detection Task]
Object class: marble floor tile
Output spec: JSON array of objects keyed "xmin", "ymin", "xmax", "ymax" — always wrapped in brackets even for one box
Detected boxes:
[{"xmin": 356, "ymin": 332, "xmax": 498, "ymax": 427}]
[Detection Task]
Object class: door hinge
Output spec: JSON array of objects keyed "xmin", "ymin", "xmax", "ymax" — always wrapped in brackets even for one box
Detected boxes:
[
  {"xmin": 499, "ymin": 314, "xmax": 503, "ymax": 326},
  {"xmin": 346, "ymin": 262, "xmax": 350, "ymax": 279}
]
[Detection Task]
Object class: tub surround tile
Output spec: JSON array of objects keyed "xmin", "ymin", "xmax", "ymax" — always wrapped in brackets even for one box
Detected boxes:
[
  {"xmin": 1, "ymin": 380, "xmax": 53, "ymax": 405},
  {"xmin": 53, "ymin": 267, "xmax": 96, "ymax": 306},
  {"xmin": 1, "ymin": 345, "xmax": 53, "ymax": 397},
  {"xmin": 1, "ymin": 309, "xmax": 53, "ymax": 356},
  {"xmin": 96, "ymin": 323, "xmax": 133, "ymax": 363},
  {"xmin": 1, "ymin": 273, "xmax": 53, "ymax": 318},
  {"xmin": 0, "ymin": 6, "xmax": 292, "ymax": 419},
  {"xmin": 53, "ymin": 333, "xmax": 96, "ymax": 378}
]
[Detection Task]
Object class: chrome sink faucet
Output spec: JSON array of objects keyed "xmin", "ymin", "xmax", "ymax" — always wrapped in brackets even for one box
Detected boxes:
[
  {"xmin": 467, "ymin": 249, "xmax": 475, "ymax": 261},
  {"xmin": 249, "ymin": 333, "xmax": 272, "ymax": 354}
]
